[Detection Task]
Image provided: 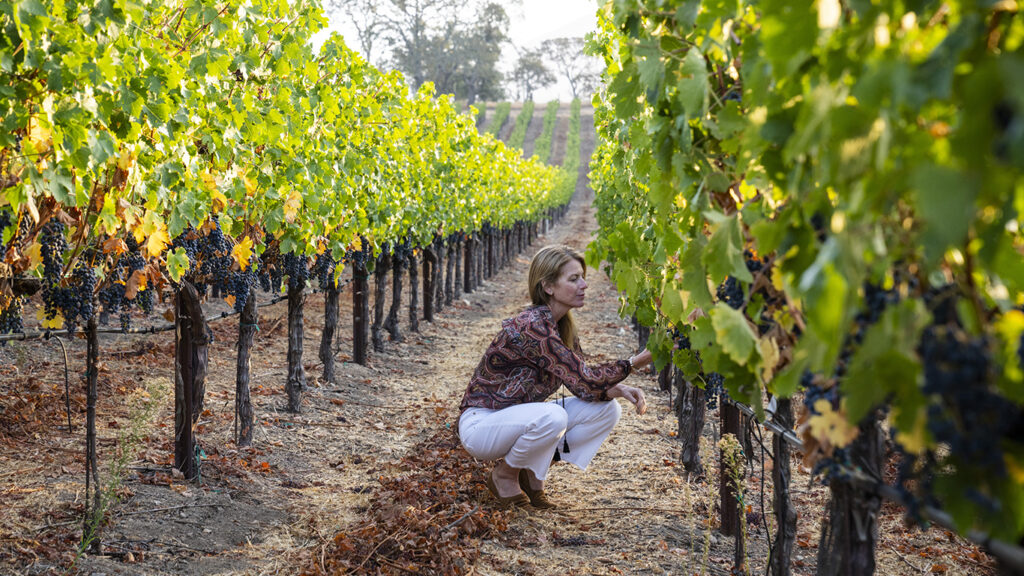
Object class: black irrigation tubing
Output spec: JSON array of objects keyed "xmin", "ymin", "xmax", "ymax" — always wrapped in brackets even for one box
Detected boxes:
[
  {"xmin": 0, "ymin": 277, "xmax": 354, "ymax": 344},
  {"xmin": 721, "ymin": 395, "xmax": 1024, "ymax": 573}
]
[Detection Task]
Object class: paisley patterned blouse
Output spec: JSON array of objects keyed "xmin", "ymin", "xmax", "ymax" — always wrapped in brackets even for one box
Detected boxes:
[{"xmin": 459, "ymin": 305, "xmax": 632, "ymax": 413}]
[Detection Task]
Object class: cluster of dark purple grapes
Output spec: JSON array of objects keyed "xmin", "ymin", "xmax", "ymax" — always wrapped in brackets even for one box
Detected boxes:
[
  {"xmin": 42, "ymin": 258, "xmax": 97, "ymax": 331},
  {"xmin": 704, "ymin": 372, "xmax": 724, "ymax": 410},
  {"xmin": 801, "ymin": 370, "xmax": 837, "ymax": 413},
  {"xmin": 716, "ymin": 276, "xmax": 743, "ymax": 310},
  {"xmin": 716, "ymin": 251, "xmax": 770, "ymax": 311},
  {"xmin": 1, "ymin": 209, "xmax": 31, "ymax": 248},
  {"xmin": 917, "ymin": 325, "xmax": 1013, "ymax": 477},
  {"xmin": 225, "ymin": 268, "xmax": 257, "ymax": 312},
  {"xmin": 99, "ymin": 237, "xmax": 152, "ymax": 330},
  {"xmin": 0, "ymin": 297, "xmax": 24, "ymax": 334},
  {"xmin": 283, "ymin": 253, "xmax": 310, "ymax": 292},
  {"xmin": 343, "ymin": 238, "xmax": 370, "ymax": 271},
  {"xmin": 40, "ymin": 220, "xmax": 68, "ymax": 281},
  {"xmin": 39, "ymin": 221, "xmax": 96, "ymax": 330},
  {"xmin": 670, "ymin": 326, "xmax": 691, "ymax": 350},
  {"xmin": 311, "ymin": 252, "xmax": 337, "ymax": 291},
  {"xmin": 197, "ymin": 217, "xmax": 233, "ymax": 290},
  {"xmin": 257, "ymin": 240, "xmax": 280, "ymax": 293}
]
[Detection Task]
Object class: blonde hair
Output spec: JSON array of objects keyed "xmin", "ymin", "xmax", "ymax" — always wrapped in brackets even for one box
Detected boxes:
[{"xmin": 528, "ymin": 245, "xmax": 586, "ymax": 349}]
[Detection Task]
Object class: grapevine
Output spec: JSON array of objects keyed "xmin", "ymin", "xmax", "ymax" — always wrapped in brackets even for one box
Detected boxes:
[{"xmin": 588, "ymin": 0, "xmax": 1024, "ymax": 540}]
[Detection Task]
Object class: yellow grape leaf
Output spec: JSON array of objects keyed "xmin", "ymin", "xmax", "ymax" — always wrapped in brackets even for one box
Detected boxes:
[
  {"xmin": 211, "ymin": 190, "xmax": 228, "ymax": 213},
  {"xmin": 147, "ymin": 226, "xmax": 170, "ymax": 258},
  {"xmin": 283, "ymin": 189, "xmax": 302, "ymax": 223},
  {"xmin": 232, "ymin": 236, "xmax": 254, "ymax": 271},
  {"xmin": 808, "ymin": 399, "xmax": 858, "ymax": 449},
  {"xmin": 124, "ymin": 269, "xmax": 147, "ymax": 300},
  {"xmin": 893, "ymin": 406, "xmax": 928, "ymax": 455},
  {"xmin": 1006, "ymin": 454, "xmax": 1024, "ymax": 484},
  {"xmin": 117, "ymin": 149, "xmax": 135, "ymax": 171},
  {"xmin": 224, "ymin": 294, "xmax": 236, "ymax": 308},
  {"xmin": 103, "ymin": 237, "xmax": 128, "ymax": 256},
  {"xmin": 200, "ymin": 170, "xmax": 217, "ymax": 190},
  {"xmin": 200, "ymin": 218, "xmax": 218, "ymax": 236},
  {"xmin": 758, "ymin": 335, "xmax": 780, "ymax": 383},
  {"xmin": 25, "ymin": 242, "xmax": 42, "ymax": 270},
  {"xmin": 244, "ymin": 176, "xmax": 257, "ymax": 197},
  {"xmin": 27, "ymin": 114, "xmax": 51, "ymax": 154},
  {"xmin": 36, "ymin": 307, "xmax": 64, "ymax": 330}
]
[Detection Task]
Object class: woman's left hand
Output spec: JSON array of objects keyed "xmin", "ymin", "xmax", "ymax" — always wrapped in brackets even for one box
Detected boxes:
[{"xmin": 608, "ymin": 384, "xmax": 647, "ymax": 415}]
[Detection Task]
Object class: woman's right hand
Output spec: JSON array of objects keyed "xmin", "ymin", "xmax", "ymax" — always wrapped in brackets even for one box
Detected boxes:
[{"xmin": 629, "ymin": 349, "xmax": 653, "ymax": 370}]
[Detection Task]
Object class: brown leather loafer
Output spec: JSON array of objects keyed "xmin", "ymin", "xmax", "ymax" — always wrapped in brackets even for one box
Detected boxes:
[
  {"xmin": 518, "ymin": 469, "xmax": 557, "ymax": 509},
  {"xmin": 485, "ymin": 472, "xmax": 529, "ymax": 508}
]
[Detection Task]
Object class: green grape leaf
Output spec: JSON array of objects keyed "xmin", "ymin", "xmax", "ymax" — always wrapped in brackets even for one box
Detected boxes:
[
  {"xmin": 704, "ymin": 213, "xmax": 752, "ymax": 284},
  {"xmin": 167, "ymin": 247, "xmax": 191, "ymax": 282},
  {"xmin": 711, "ymin": 302, "xmax": 758, "ymax": 366},
  {"xmin": 912, "ymin": 164, "xmax": 977, "ymax": 264},
  {"xmin": 678, "ymin": 48, "xmax": 707, "ymax": 119},
  {"xmin": 680, "ymin": 235, "xmax": 713, "ymax": 312}
]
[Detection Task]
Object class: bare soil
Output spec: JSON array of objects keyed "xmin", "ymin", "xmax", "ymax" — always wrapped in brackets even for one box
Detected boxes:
[{"xmin": 0, "ymin": 109, "xmax": 998, "ymax": 576}]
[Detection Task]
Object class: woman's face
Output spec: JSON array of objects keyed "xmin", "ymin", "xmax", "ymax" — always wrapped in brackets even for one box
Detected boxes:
[{"xmin": 545, "ymin": 259, "xmax": 587, "ymax": 310}]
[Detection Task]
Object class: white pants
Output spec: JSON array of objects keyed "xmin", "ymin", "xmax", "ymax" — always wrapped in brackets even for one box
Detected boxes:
[{"xmin": 458, "ymin": 397, "xmax": 621, "ymax": 481}]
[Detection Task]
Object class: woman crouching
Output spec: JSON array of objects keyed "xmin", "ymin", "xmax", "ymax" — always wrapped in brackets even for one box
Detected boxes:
[{"xmin": 457, "ymin": 244, "xmax": 652, "ymax": 508}]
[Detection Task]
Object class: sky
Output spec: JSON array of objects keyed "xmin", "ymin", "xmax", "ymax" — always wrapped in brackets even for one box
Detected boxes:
[{"xmin": 316, "ymin": 0, "xmax": 601, "ymax": 102}]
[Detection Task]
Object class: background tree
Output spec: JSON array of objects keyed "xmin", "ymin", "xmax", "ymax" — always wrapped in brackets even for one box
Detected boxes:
[
  {"xmin": 541, "ymin": 36, "xmax": 601, "ymax": 99},
  {"xmin": 323, "ymin": 0, "xmax": 384, "ymax": 63},
  {"xmin": 446, "ymin": 2, "xmax": 508, "ymax": 105},
  {"xmin": 326, "ymin": 0, "xmax": 511, "ymax": 102},
  {"xmin": 510, "ymin": 49, "xmax": 555, "ymax": 102}
]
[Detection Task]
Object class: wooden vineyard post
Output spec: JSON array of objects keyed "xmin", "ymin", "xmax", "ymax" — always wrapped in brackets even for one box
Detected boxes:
[
  {"xmin": 422, "ymin": 245, "xmax": 435, "ymax": 323},
  {"xmin": 83, "ymin": 309, "xmax": 101, "ymax": 553},
  {"xmin": 490, "ymin": 228, "xmax": 496, "ymax": 277},
  {"xmin": 434, "ymin": 236, "xmax": 445, "ymax": 312},
  {"xmin": 817, "ymin": 412, "xmax": 882, "ymax": 576},
  {"xmin": 353, "ymin": 257, "xmax": 370, "ymax": 365},
  {"xmin": 235, "ymin": 289, "xmax": 258, "ymax": 446},
  {"xmin": 174, "ymin": 281, "xmax": 209, "ymax": 481},
  {"xmin": 445, "ymin": 238, "xmax": 455, "ymax": 306},
  {"xmin": 463, "ymin": 235, "xmax": 473, "ymax": 294},
  {"xmin": 408, "ymin": 250, "xmax": 420, "ymax": 332},
  {"xmin": 454, "ymin": 236, "xmax": 463, "ymax": 297},
  {"xmin": 371, "ymin": 249, "xmax": 390, "ymax": 352},
  {"xmin": 286, "ymin": 280, "xmax": 306, "ymax": 412},
  {"xmin": 474, "ymin": 234, "xmax": 483, "ymax": 287},
  {"xmin": 320, "ymin": 283, "xmax": 339, "ymax": 384},
  {"xmin": 770, "ymin": 397, "xmax": 796, "ymax": 576},
  {"xmin": 658, "ymin": 366, "xmax": 672, "ymax": 392},
  {"xmin": 720, "ymin": 401, "xmax": 742, "ymax": 538},
  {"xmin": 384, "ymin": 247, "xmax": 405, "ymax": 342},
  {"xmin": 485, "ymin": 229, "xmax": 492, "ymax": 278},
  {"xmin": 677, "ymin": 371, "xmax": 706, "ymax": 475}
]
